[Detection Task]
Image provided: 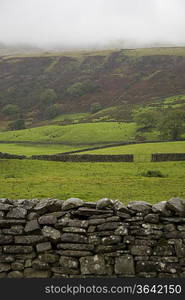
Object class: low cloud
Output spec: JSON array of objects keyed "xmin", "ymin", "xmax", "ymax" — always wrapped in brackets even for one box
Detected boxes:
[{"xmin": 0, "ymin": 0, "xmax": 185, "ymax": 49}]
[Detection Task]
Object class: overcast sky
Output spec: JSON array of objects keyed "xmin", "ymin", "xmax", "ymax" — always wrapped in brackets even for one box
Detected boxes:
[{"xmin": 0, "ymin": 0, "xmax": 185, "ymax": 49}]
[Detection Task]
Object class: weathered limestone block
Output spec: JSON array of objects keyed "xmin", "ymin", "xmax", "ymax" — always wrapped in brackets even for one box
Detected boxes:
[
  {"xmin": 130, "ymin": 245, "xmax": 152, "ymax": 256},
  {"xmin": 51, "ymin": 267, "xmax": 80, "ymax": 275},
  {"xmin": 102, "ymin": 235, "xmax": 121, "ymax": 245},
  {"xmin": 15, "ymin": 235, "xmax": 46, "ymax": 244},
  {"xmin": 57, "ymin": 250, "xmax": 93, "ymax": 257},
  {"xmin": 11, "ymin": 261, "xmax": 24, "ymax": 271},
  {"xmin": 0, "ymin": 220, "xmax": 26, "ymax": 227},
  {"xmin": 62, "ymin": 227, "xmax": 86, "ymax": 234},
  {"xmin": 38, "ymin": 215, "xmax": 57, "ymax": 225},
  {"xmin": 0, "ymin": 263, "xmax": 11, "ymax": 272},
  {"xmin": 0, "ymin": 211, "xmax": 5, "ymax": 218},
  {"xmin": 166, "ymin": 198, "xmax": 185, "ymax": 216},
  {"xmin": 24, "ymin": 268, "xmax": 51, "ymax": 278},
  {"xmin": 152, "ymin": 201, "xmax": 171, "ymax": 216},
  {"xmin": 7, "ymin": 271, "xmax": 23, "ymax": 278},
  {"xmin": 0, "ymin": 235, "xmax": 14, "ymax": 244},
  {"xmin": 153, "ymin": 245, "xmax": 174, "ymax": 256},
  {"xmin": 36, "ymin": 242, "xmax": 52, "ymax": 253},
  {"xmin": 96, "ymin": 245, "xmax": 126, "ymax": 253},
  {"xmin": 57, "ymin": 219, "xmax": 88, "ymax": 228},
  {"xmin": 144, "ymin": 214, "xmax": 159, "ymax": 223},
  {"xmin": 174, "ymin": 240, "xmax": 185, "ymax": 257},
  {"xmin": 39, "ymin": 253, "xmax": 59, "ymax": 263},
  {"xmin": 42, "ymin": 226, "xmax": 61, "ymax": 242},
  {"xmin": 7, "ymin": 207, "xmax": 27, "ymax": 219},
  {"xmin": 97, "ymin": 222, "xmax": 122, "ymax": 231},
  {"xmin": 115, "ymin": 255, "xmax": 135, "ymax": 275},
  {"xmin": 0, "ymin": 255, "xmax": 14, "ymax": 263},
  {"xmin": 114, "ymin": 225, "xmax": 128, "ymax": 236},
  {"xmin": 59, "ymin": 256, "xmax": 79, "ymax": 269},
  {"xmin": 128, "ymin": 201, "xmax": 151, "ymax": 214},
  {"xmin": 136, "ymin": 261, "xmax": 161, "ymax": 273},
  {"xmin": 57, "ymin": 243, "xmax": 94, "ymax": 251},
  {"xmin": 80, "ymin": 255, "xmax": 107, "ymax": 275},
  {"xmin": 3, "ymin": 245, "xmax": 33, "ymax": 254},
  {"xmin": 0, "ymin": 204, "xmax": 13, "ymax": 211},
  {"xmin": 62, "ymin": 198, "xmax": 84, "ymax": 211},
  {"xmin": 60, "ymin": 233, "xmax": 88, "ymax": 244},
  {"xmin": 96, "ymin": 198, "xmax": 114, "ymax": 210},
  {"xmin": 2, "ymin": 225, "xmax": 24, "ymax": 235},
  {"xmin": 24, "ymin": 219, "xmax": 40, "ymax": 233},
  {"xmin": 32, "ymin": 259, "xmax": 50, "ymax": 270}
]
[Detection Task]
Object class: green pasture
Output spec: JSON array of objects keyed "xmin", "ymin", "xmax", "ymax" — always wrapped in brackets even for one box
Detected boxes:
[
  {"xmin": 0, "ymin": 159, "xmax": 184, "ymax": 203},
  {"xmin": 0, "ymin": 122, "xmax": 137, "ymax": 144}
]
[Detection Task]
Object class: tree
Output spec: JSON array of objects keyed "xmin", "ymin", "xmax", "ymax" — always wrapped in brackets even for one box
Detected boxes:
[
  {"xmin": 8, "ymin": 119, "xmax": 25, "ymax": 131},
  {"xmin": 44, "ymin": 104, "xmax": 63, "ymax": 119},
  {"xmin": 90, "ymin": 102, "xmax": 102, "ymax": 114},
  {"xmin": 39, "ymin": 89, "xmax": 57, "ymax": 106},
  {"xmin": 133, "ymin": 110, "xmax": 160, "ymax": 131},
  {"xmin": 158, "ymin": 110, "xmax": 185, "ymax": 140},
  {"xmin": 1, "ymin": 104, "xmax": 19, "ymax": 117}
]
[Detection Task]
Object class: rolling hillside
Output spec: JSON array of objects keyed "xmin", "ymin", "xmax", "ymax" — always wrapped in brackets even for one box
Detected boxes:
[{"xmin": 0, "ymin": 47, "xmax": 185, "ymax": 128}]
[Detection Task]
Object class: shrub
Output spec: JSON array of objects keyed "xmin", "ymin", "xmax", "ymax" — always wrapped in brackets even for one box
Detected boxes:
[{"xmin": 141, "ymin": 170, "xmax": 165, "ymax": 178}]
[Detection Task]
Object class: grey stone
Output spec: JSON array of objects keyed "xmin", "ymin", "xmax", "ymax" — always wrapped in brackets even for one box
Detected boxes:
[
  {"xmin": 24, "ymin": 268, "xmax": 51, "ymax": 278},
  {"xmin": 144, "ymin": 214, "xmax": 159, "ymax": 223},
  {"xmin": 127, "ymin": 201, "xmax": 151, "ymax": 214},
  {"xmin": 27, "ymin": 212, "xmax": 38, "ymax": 221},
  {"xmin": 57, "ymin": 250, "xmax": 92, "ymax": 257},
  {"xmin": 11, "ymin": 262, "xmax": 24, "ymax": 271},
  {"xmin": 115, "ymin": 255, "xmax": 135, "ymax": 275},
  {"xmin": 174, "ymin": 240, "xmax": 185, "ymax": 257},
  {"xmin": 60, "ymin": 233, "xmax": 88, "ymax": 244},
  {"xmin": 57, "ymin": 219, "xmax": 88, "ymax": 228},
  {"xmin": 153, "ymin": 245, "xmax": 174, "ymax": 256},
  {"xmin": 24, "ymin": 219, "xmax": 40, "ymax": 232},
  {"xmin": 113, "ymin": 200, "xmax": 131, "ymax": 213},
  {"xmin": 7, "ymin": 207, "xmax": 27, "ymax": 219},
  {"xmin": 59, "ymin": 256, "xmax": 79, "ymax": 269},
  {"xmin": 51, "ymin": 267, "xmax": 80, "ymax": 275},
  {"xmin": 57, "ymin": 243, "xmax": 94, "ymax": 251},
  {"xmin": 36, "ymin": 242, "xmax": 52, "ymax": 253},
  {"xmin": 0, "ymin": 204, "xmax": 13, "ymax": 211},
  {"xmin": 0, "ymin": 235, "xmax": 14, "ymax": 245},
  {"xmin": 115, "ymin": 225, "xmax": 128, "ymax": 236},
  {"xmin": 0, "ymin": 211, "xmax": 5, "ymax": 218},
  {"xmin": 62, "ymin": 198, "xmax": 84, "ymax": 211},
  {"xmin": 136, "ymin": 261, "xmax": 161, "ymax": 273},
  {"xmin": 42, "ymin": 226, "xmax": 61, "ymax": 242},
  {"xmin": 15, "ymin": 235, "xmax": 46, "ymax": 244},
  {"xmin": 62, "ymin": 227, "xmax": 86, "ymax": 234},
  {"xmin": 96, "ymin": 198, "xmax": 114, "ymax": 210},
  {"xmin": 2, "ymin": 225, "xmax": 24, "ymax": 235},
  {"xmin": 32, "ymin": 259, "xmax": 50, "ymax": 270},
  {"xmin": 7, "ymin": 271, "xmax": 23, "ymax": 278},
  {"xmin": 39, "ymin": 254, "xmax": 59, "ymax": 263},
  {"xmin": 3, "ymin": 246, "xmax": 33, "ymax": 254},
  {"xmin": 80, "ymin": 255, "xmax": 107, "ymax": 275},
  {"xmin": 166, "ymin": 198, "xmax": 185, "ymax": 216},
  {"xmin": 96, "ymin": 245, "xmax": 126, "ymax": 253},
  {"xmin": 152, "ymin": 201, "xmax": 171, "ymax": 216},
  {"xmin": 102, "ymin": 235, "xmax": 121, "ymax": 245},
  {"xmin": 97, "ymin": 222, "xmax": 122, "ymax": 231},
  {"xmin": 38, "ymin": 215, "xmax": 57, "ymax": 225},
  {"xmin": 177, "ymin": 225, "xmax": 185, "ymax": 231},
  {"xmin": 0, "ymin": 220, "xmax": 26, "ymax": 227},
  {"xmin": 130, "ymin": 245, "xmax": 152, "ymax": 256},
  {"xmin": 0, "ymin": 255, "xmax": 14, "ymax": 263},
  {"xmin": 0, "ymin": 263, "xmax": 11, "ymax": 272},
  {"xmin": 88, "ymin": 218, "xmax": 106, "ymax": 225}
]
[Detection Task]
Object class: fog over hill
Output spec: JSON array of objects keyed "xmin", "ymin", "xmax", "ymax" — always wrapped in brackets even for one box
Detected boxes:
[{"xmin": 0, "ymin": 0, "xmax": 185, "ymax": 52}]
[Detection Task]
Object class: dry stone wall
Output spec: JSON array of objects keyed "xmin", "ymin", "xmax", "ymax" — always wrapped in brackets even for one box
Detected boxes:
[{"xmin": 0, "ymin": 197, "xmax": 185, "ymax": 278}]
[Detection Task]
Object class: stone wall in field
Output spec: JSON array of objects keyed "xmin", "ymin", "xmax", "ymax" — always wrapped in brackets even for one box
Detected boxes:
[
  {"xmin": 0, "ymin": 152, "xmax": 25, "ymax": 159},
  {"xmin": 152, "ymin": 153, "xmax": 185, "ymax": 162},
  {"xmin": 0, "ymin": 197, "xmax": 185, "ymax": 278},
  {"xmin": 31, "ymin": 154, "xmax": 134, "ymax": 162}
]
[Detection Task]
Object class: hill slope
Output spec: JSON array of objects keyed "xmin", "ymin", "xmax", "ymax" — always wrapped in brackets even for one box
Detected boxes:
[{"xmin": 0, "ymin": 47, "xmax": 185, "ymax": 124}]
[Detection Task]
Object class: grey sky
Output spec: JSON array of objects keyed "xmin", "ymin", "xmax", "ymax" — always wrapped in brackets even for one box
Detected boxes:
[{"xmin": 0, "ymin": 0, "xmax": 185, "ymax": 49}]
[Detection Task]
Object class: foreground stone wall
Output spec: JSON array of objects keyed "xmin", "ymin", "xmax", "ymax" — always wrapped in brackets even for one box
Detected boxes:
[
  {"xmin": 31, "ymin": 154, "xmax": 134, "ymax": 162},
  {"xmin": 0, "ymin": 197, "xmax": 185, "ymax": 278}
]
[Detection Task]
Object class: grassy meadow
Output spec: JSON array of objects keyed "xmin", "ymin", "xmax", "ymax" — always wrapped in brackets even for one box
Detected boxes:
[
  {"xmin": 0, "ymin": 122, "xmax": 137, "ymax": 144},
  {"xmin": 0, "ymin": 159, "xmax": 184, "ymax": 204}
]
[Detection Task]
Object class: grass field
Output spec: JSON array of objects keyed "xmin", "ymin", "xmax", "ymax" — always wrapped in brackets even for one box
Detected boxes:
[
  {"xmin": 0, "ymin": 159, "xmax": 184, "ymax": 203},
  {"xmin": 81, "ymin": 141, "xmax": 185, "ymax": 155},
  {"xmin": 0, "ymin": 143, "xmax": 85, "ymax": 156},
  {"xmin": 0, "ymin": 122, "xmax": 137, "ymax": 144}
]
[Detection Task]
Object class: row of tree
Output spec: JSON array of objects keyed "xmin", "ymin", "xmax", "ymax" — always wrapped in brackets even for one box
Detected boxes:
[{"xmin": 133, "ymin": 109, "xmax": 185, "ymax": 140}]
